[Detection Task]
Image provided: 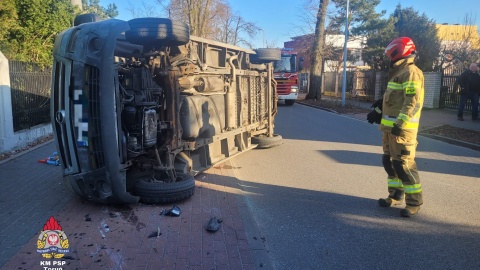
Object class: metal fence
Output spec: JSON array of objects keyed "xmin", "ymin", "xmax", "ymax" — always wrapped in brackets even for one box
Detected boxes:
[
  {"xmin": 299, "ymin": 72, "xmax": 309, "ymax": 93},
  {"xmin": 9, "ymin": 61, "xmax": 52, "ymax": 132},
  {"xmin": 440, "ymin": 65, "xmax": 466, "ymax": 110}
]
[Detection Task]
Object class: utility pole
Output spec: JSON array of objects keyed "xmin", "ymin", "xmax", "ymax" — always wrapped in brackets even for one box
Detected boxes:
[{"xmin": 341, "ymin": 0, "xmax": 349, "ymax": 107}]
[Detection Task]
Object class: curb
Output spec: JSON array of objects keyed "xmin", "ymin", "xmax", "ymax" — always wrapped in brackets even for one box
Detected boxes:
[
  {"xmin": 419, "ymin": 133, "xmax": 480, "ymax": 151},
  {"xmin": 296, "ymin": 100, "xmax": 340, "ymax": 114},
  {"xmin": 297, "ymin": 100, "xmax": 480, "ymax": 152}
]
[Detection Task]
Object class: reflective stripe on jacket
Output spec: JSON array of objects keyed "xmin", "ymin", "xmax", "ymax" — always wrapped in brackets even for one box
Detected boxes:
[{"xmin": 379, "ymin": 57, "xmax": 424, "ymax": 133}]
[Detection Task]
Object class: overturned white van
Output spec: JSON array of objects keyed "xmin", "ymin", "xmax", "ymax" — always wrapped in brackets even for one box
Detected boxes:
[{"xmin": 51, "ymin": 16, "xmax": 281, "ymax": 204}]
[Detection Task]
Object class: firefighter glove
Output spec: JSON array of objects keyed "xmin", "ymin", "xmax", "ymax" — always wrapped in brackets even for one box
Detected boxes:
[
  {"xmin": 367, "ymin": 110, "xmax": 382, "ymax": 124},
  {"xmin": 371, "ymin": 99, "xmax": 383, "ymax": 111},
  {"xmin": 391, "ymin": 123, "xmax": 402, "ymax": 136},
  {"xmin": 367, "ymin": 99, "xmax": 383, "ymax": 124}
]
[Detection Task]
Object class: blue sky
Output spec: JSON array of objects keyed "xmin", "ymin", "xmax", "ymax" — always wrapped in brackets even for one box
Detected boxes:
[{"xmin": 105, "ymin": 0, "xmax": 480, "ymax": 48}]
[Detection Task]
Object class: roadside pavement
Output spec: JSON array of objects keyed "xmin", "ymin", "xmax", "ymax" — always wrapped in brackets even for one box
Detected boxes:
[{"xmin": 0, "ymin": 141, "xmax": 270, "ymax": 269}]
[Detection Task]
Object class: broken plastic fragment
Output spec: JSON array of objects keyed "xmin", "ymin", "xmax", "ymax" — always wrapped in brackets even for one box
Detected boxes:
[
  {"xmin": 99, "ymin": 228, "xmax": 105, "ymax": 239},
  {"xmin": 165, "ymin": 205, "xmax": 181, "ymax": 216},
  {"xmin": 100, "ymin": 220, "xmax": 110, "ymax": 232},
  {"xmin": 148, "ymin": 227, "xmax": 162, "ymax": 238},
  {"xmin": 205, "ymin": 217, "xmax": 222, "ymax": 232}
]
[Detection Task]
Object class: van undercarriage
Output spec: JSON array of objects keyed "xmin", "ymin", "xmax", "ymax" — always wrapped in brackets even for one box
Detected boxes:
[{"xmin": 51, "ymin": 18, "xmax": 281, "ymax": 204}]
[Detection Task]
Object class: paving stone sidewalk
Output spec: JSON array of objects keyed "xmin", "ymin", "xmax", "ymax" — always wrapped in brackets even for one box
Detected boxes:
[{"xmin": 0, "ymin": 142, "xmax": 270, "ymax": 270}]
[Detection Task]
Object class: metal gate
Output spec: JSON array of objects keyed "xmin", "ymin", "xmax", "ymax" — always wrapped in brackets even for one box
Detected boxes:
[
  {"xmin": 9, "ymin": 61, "xmax": 52, "ymax": 131},
  {"xmin": 440, "ymin": 65, "xmax": 469, "ymax": 110}
]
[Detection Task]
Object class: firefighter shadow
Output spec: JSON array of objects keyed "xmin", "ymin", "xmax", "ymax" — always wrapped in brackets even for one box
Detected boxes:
[
  {"xmin": 318, "ymin": 149, "xmax": 480, "ymax": 178},
  {"xmin": 221, "ymin": 174, "xmax": 480, "ymax": 270}
]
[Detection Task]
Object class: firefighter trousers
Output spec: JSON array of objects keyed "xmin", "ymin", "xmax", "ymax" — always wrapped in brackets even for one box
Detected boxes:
[{"xmin": 381, "ymin": 131, "xmax": 423, "ymax": 206}]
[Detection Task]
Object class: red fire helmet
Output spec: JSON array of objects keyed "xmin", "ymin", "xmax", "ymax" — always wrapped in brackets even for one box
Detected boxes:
[{"xmin": 385, "ymin": 37, "xmax": 416, "ymax": 62}]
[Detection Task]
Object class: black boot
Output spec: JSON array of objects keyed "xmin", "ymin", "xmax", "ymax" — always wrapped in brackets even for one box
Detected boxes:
[
  {"xmin": 400, "ymin": 205, "xmax": 420, "ymax": 217},
  {"xmin": 458, "ymin": 115, "xmax": 464, "ymax": 121}
]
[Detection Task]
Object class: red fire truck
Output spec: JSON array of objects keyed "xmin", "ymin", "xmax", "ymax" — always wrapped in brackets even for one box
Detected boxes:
[{"xmin": 273, "ymin": 48, "xmax": 302, "ymax": 105}]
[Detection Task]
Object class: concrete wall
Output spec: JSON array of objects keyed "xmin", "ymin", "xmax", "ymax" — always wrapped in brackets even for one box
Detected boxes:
[{"xmin": 0, "ymin": 51, "xmax": 52, "ymax": 154}]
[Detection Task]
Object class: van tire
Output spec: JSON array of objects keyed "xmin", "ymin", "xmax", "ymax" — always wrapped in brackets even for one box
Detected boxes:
[
  {"xmin": 126, "ymin": 18, "xmax": 190, "ymax": 47},
  {"xmin": 285, "ymin": 100, "xmax": 295, "ymax": 105},
  {"xmin": 251, "ymin": 48, "xmax": 281, "ymax": 63},
  {"xmin": 134, "ymin": 173, "xmax": 195, "ymax": 204},
  {"xmin": 252, "ymin": 134, "xmax": 282, "ymax": 149},
  {"xmin": 74, "ymin": 13, "xmax": 101, "ymax": 26}
]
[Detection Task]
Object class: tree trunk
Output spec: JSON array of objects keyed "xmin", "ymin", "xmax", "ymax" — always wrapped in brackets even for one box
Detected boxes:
[{"xmin": 306, "ymin": 0, "xmax": 329, "ymax": 100}]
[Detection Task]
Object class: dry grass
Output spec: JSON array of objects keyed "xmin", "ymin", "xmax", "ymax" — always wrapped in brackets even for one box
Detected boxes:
[{"xmin": 420, "ymin": 125, "xmax": 480, "ymax": 145}]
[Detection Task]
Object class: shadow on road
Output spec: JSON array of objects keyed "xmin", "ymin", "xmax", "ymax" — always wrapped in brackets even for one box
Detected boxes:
[
  {"xmin": 319, "ymin": 149, "xmax": 480, "ymax": 178},
  {"xmin": 230, "ymin": 173, "xmax": 480, "ymax": 270}
]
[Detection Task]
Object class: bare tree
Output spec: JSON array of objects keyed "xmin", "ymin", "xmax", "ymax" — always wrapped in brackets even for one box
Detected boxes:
[
  {"xmin": 209, "ymin": 5, "xmax": 259, "ymax": 47},
  {"xmin": 127, "ymin": 0, "xmax": 166, "ymax": 18},
  {"xmin": 211, "ymin": 2, "xmax": 233, "ymax": 43},
  {"xmin": 306, "ymin": 0, "xmax": 329, "ymax": 100},
  {"xmin": 230, "ymin": 15, "xmax": 260, "ymax": 47},
  {"xmin": 167, "ymin": 0, "xmax": 218, "ymax": 37},
  {"xmin": 125, "ymin": 0, "xmax": 262, "ymax": 48},
  {"xmin": 166, "ymin": 0, "xmax": 260, "ymax": 47},
  {"xmin": 264, "ymin": 39, "xmax": 280, "ymax": 49}
]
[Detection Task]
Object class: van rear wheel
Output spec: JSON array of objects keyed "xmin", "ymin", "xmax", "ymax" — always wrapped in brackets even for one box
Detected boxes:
[
  {"xmin": 126, "ymin": 18, "xmax": 190, "ymax": 48},
  {"xmin": 250, "ymin": 48, "xmax": 281, "ymax": 63},
  {"xmin": 252, "ymin": 134, "xmax": 282, "ymax": 149}
]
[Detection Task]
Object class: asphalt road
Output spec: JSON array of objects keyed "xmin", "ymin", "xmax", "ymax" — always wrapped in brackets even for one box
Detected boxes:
[{"xmin": 231, "ymin": 103, "xmax": 480, "ymax": 270}]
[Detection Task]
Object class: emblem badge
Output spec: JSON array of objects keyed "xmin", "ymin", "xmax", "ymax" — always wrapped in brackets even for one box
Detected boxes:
[{"xmin": 36, "ymin": 216, "xmax": 70, "ymax": 259}]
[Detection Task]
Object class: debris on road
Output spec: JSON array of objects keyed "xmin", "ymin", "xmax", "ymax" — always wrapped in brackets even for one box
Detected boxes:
[
  {"xmin": 99, "ymin": 220, "xmax": 110, "ymax": 239},
  {"xmin": 37, "ymin": 152, "xmax": 60, "ymax": 166},
  {"xmin": 205, "ymin": 217, "xmax": 223, "ymax": 232},
  {"xmin": 148, "ymin": 227, "xmax": 162, "ymax": 238},
  {"xmin": 164, "ymin": 205, "xmax": 181, "ymax": 216}
]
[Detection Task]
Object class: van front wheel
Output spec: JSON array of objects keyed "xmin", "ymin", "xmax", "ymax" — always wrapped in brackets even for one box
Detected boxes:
[{"xmin": 134, "ymin": 173, "xmax": 195, "ymax": 204}]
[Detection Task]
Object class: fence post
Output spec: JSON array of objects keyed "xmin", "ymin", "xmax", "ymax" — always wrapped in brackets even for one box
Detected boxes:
[
  {"xmin": 374, "ymin": 72, "xmax": 383, "ymax": 100},
  {"xmin": 321, "ymin": 73, "xmax": 325, "ymax": 94},
  {"xmin": 0, "ymin": 51, "xmax": 15, "ymax": 153}
]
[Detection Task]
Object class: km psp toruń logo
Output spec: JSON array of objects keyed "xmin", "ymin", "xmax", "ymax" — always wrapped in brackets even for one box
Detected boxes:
[{"xmin": 36, "ymin": 216, "xmax": 70, "ymax": 259}]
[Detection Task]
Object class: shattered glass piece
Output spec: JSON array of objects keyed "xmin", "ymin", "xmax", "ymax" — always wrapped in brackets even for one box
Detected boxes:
[{"xmin": 166, "ymin": 205, "xmax": 181, "ymax": 216}]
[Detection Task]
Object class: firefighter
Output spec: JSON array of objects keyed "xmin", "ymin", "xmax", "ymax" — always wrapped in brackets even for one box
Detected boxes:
[{"xmin": 371, "ymin": 37, "xmax": 424, "ymax": 217}]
